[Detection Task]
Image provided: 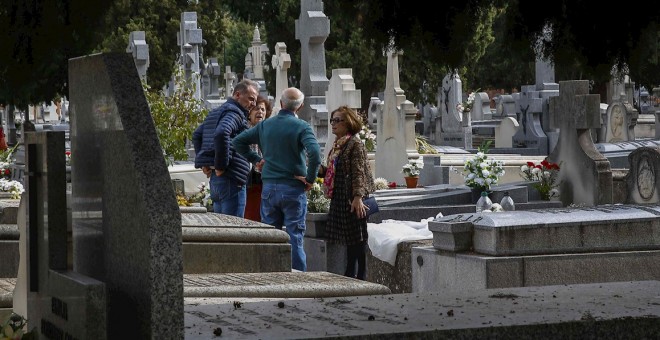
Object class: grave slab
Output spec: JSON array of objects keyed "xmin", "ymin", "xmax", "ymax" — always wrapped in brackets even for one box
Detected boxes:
[
  {"xmin": 184, "ymin": 280, "xmax": 660, "ymax": 339},
  {"xmin": 430, "ymin": 204, "xmax": 660, "ymax": 256},
  {"xmin": 183, "ymin": 272, "xmax": 390, "ymax": 298}
]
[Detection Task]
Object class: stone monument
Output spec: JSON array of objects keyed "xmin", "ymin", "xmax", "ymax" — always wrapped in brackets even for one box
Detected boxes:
[
  {"xmin": 68, "ymin": 52, "xmax": 184, "ymax": 338},
  {"xmin": 548, "ymin": 80, "xmax": 612, "ymax": 206}
]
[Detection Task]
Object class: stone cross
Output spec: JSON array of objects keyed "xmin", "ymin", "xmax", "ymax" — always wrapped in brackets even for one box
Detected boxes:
[
  {"xmin": 532, "ymin": 38, "xmax": 560, "ymax": 153},
  {"xmin": 271, "ymin": 42, "xmax": 291, "ymax": 112},
  {"xmin": 375, "ymin": 49, "xmax": 418, "ymax": 183},
  {"xmin": 548, "ymin": 80, "xmax": 611, "ymax": 206},
  {"xmin": 177, "ymin": 12, "xmax": 203, "ymax": 100},
  {"xmin": 126, "ymin": 31, "xmax": 149, "ymax": 82},
  {"xmin": 323, "ymin": 68, "xmax": 361, "ymax": 155},
  {"xmin": 206, "ymin": 57, "xmax": 221, "ymax": 99},
  {"xmin": 295, "ymin": 0, "xmax": 330, "ymax": 99},
  {"xmin": 512, "ymin": 85, "xmax": 547, "ymax": 154}
]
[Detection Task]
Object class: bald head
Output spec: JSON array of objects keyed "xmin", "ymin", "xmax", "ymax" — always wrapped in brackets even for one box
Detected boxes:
[{"xmin": 280, "ymin": 87, "xmax": 305, "ymax": 112}]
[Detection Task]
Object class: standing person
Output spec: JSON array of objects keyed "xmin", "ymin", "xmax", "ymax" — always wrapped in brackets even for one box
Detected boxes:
[
  {"xmin": 244, "ymin": 95, "xmax": 273, "ymax": 222},
  {"xmin": 318, "ymin": 106, "xmax": 375, "ymax": 280},
  {"xmin": 192, "ymin": 79, "xmax": 259, "ymax": 217},
  {"xmin": 233, "ymin": 87, "xmax": 321, "ymax": 271}
]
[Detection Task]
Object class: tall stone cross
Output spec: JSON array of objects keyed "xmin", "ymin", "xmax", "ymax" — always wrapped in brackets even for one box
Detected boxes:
[
  {"xmin": 295, "ymin": 0, "xmax": 330, "ymax": 97},
  {"xmin": 548, "ymin": 80, "xmax": 612, "ymax": 206},
  {"xmin": 126, "ymin": 31, "xmax": 149, "ymax": 82},
  {"xmin": 178, "ymin": 12, "xmax": 203, "ymax": 100},
  {"xmin": 271, "ymin": 42, "xmax": 291, "ymax": 112},
  {"xmin": 206, "ymin": 57, "xmax": 221, "ymax": 99}
]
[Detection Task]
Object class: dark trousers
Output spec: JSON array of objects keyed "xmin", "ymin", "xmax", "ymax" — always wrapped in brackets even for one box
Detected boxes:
[{"xmin": 345, "ymin": 242, "xmax": 367, "ymax": 280}]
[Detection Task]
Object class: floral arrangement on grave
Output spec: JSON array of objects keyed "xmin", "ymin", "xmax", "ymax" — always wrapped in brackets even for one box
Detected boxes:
[
  {"xmin": 401, "ymin": 159, "xmax": 424, "ymax": 178},
  {"xmin": 1, "ymin": 312, "xmax": 36, "ymax": 339},
  {"xmin": 307, "ymin": 178, "xmax": 330, "ymax": 213},
  {"xmin": 357, "ymin": 124, "xmax": 376, "ymax": 152},
  {"xmin": 374, "ymin": 177, "xmax": 389, "ymax": 190},
  {"xmin": 520, "ymin": 159, "xmax": 561, "ymax": 200},
  {"xmin": 65, "ymin": 151, "xmax": 71, "ymax": 166},
  {"xmin": 0, "ymin": 178, "xmax": 23, "ymax": 199},
  {"xmin": 456, "ymin": 90, "xmax": 478, "ymax": 114},
  {"xmin": 0, "ymin": 161, "xmax": 10, "ymax": 180},
  {"xmin": 462, "ymin": 140, "xmax": 505, "ymax": 193},
  {"xmin": 186, "ymin": 182, "xmax": 212, "ymax": 210}
]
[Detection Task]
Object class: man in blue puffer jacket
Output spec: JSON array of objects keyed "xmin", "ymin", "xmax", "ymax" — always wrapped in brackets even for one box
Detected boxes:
[{"xmin": 192, "ymin": 79, "xmax": 259, "ymax": 216}]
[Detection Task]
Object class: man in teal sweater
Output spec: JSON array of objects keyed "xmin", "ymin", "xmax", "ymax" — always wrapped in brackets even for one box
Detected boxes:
[{"xmin": 233, "ymin": 87, "xmax": 321, "ymax": 271}]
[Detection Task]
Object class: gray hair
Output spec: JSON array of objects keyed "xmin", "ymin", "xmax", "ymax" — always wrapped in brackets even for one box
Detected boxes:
[
  {"xmin": 234, "ymin": 79, "xmax": 260, "ymax": 95},
  {"xmin": 280, "ymin": 87, "xmax": 304, "ymax": 111}
]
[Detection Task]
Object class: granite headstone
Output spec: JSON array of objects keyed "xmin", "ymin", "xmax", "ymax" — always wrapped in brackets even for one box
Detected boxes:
[{"xmin": 69, "ymin": 52, "xmax": 183, "ymax": 338}]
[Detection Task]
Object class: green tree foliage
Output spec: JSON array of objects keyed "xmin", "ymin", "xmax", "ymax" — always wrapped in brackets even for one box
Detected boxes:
[
  {"xmin": 0, "ymin": 0, "xmax": 113, "ymax": 108},
  {"xmin": 2, "ymin": 0, "xmax": 660, "ymax": 110},
  {"xmin": 143, "ymin": 68, "xmax": 207, "ymax": 163},
  {"xmin": 95, "ymin": 0, "xmax": 229, "ymax": 94}
]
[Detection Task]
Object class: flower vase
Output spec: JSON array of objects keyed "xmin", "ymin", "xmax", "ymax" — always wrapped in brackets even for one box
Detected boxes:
[
  {"xmin": 471, "ymin": 188, "xmax": 490, "ymax": 204},
  {"xmin": 405, "ymin": 176, "xmax": 418, "ymax": 188}
]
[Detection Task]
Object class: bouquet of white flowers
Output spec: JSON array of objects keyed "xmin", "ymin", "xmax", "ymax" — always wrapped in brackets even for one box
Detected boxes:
[
  {"xmin": 401, "ymin": 159, "xmax": 423, "ymax": 177},
  {"xmin": 357, "ymin": 125, "xmax": 376, "ymax": 152},
  {"xmin": 0, "ymin": 178, "xmax": 24, "ymax": 199},
  {"xmin": 456, "ymin": 90, "xmax": 478, "ymax": 113},
  {"xmin": 462, "ymin": 141, "xmax": 505, "ymax": 193}
]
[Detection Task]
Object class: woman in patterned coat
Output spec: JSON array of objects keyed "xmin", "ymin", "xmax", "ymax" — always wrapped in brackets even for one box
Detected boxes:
[{"xmin": 319, "ymin": 106, "xmax": 375, "ymax": 280}]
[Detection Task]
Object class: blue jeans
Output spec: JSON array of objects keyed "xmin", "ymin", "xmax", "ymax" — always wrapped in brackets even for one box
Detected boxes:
[
  {"xmin": 260, "ymin": 183, "xmax": 307, "ymax": 271},
  {"xmin": 209, "ymin": 172, "xmax": 246, "ymax": 217}
]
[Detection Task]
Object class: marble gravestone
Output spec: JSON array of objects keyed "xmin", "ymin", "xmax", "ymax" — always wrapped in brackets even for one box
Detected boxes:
[
  {"xmin": 512, "ymin": 85, "xmax": 548, "ymax": 155},
  {"xmin": 23, "ymin": 131, "xmax": 106, "ymax": 340},
  {"xmin": 68, "ymin": 53, "xmax": 183, "ymax": 338},
  {"xmin": 548, "ymin": 80, "xmax": 612, "ymax": 206},
  {"xmin": 625, "ymin": 146, "xmax": 660, "ymax": 203},
  {"xmin": 375, "ymin": 49, "xmax": 418, "ymax": 183},
  {"xmin": 436, "ymin": 73, "xmax": 472, "ymax": 148}
]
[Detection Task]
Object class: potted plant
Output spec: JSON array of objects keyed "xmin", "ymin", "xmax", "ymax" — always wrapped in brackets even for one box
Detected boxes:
[{"xmin": 401, "ymin": 159, "xmax": 423, "ymax": 188}]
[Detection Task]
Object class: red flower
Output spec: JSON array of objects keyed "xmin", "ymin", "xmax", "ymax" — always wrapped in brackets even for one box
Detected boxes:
[
  {"xmin": 65, "ymin": 151, "xmax": 71, "ymax": 156},
  {"xmin": 388, "ymin": 181, "xmax": 397, "ymax": 188},
  {"xmin": 3, "ymin": 169, "xmax": 9, "ymax": 175},
  {"xmin": 526, "ymin": 161, "xmax": 535, "ymax": 167}
]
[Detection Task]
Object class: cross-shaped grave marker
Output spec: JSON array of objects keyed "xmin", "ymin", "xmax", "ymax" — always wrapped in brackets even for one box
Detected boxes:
[{"xmin": 548, "ymin": 80, "xmax": 612, "ymax": 206}]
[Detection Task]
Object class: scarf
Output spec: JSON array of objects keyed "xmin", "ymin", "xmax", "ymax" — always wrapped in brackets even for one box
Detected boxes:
[{"xmin": 323, "ymin": 134, "xmax": 352, "ymax": 198}]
